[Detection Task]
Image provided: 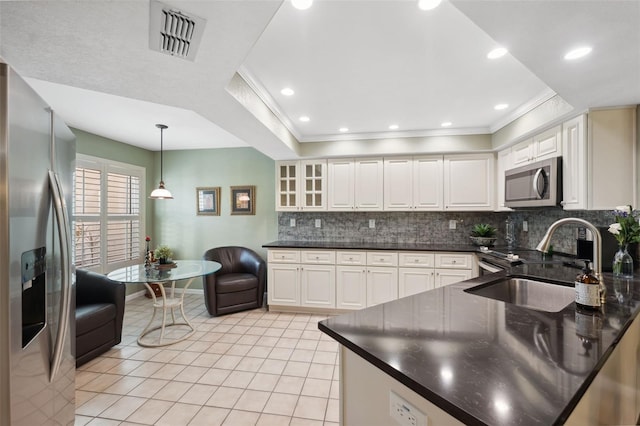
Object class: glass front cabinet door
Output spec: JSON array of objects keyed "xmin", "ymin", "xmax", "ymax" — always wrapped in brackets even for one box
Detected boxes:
[{"xmin": 276, "ymin": 160, "xmax": 327, "ymax": 211}]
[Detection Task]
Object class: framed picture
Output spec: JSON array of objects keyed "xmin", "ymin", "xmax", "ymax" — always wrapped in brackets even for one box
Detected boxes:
[
  {"xmin": 196, "ymin": 187, "xmax": 221, "ymax": 215},
  {"xmin": 230, "ymin": 185, "xmax": 255, "ymax": 215}
]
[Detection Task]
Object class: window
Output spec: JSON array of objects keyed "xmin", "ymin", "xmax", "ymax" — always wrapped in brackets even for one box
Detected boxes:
[{"xmin": 73, "ymin": 155, "xmax": 145, "ymax": 273}]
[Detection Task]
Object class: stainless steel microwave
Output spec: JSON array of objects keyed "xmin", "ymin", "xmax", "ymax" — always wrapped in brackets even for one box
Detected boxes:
[{"xmin": 504, "ymin": 157, "xmax": 562, "ymax": 208}]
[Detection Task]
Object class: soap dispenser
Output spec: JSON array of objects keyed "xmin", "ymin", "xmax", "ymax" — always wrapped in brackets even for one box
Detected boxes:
[{"xmin": 575, "ymin": 260, "xmax": 601, "ymax": 310}]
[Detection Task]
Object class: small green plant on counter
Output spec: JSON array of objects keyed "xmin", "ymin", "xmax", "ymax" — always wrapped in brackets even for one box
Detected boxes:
[
  {"xmin": 471, "ymin": 223, "xmax": 497, "ymax": 238},
  {"xmin": 154, "ymin": 245, "xmax": 173, "ymax": 263}
]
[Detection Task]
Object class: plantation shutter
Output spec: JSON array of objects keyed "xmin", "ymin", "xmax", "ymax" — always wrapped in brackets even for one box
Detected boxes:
[
  {"xmin": 107, "ymin": 172, "xmax": 141, "ymax": 264},
  {"xmin": 73, "ymin": 167, "xmax": 102, "ymax": 268},
  {"xmin": 72, "ymin": 155, "xmax": 146, "ymax": 273}
]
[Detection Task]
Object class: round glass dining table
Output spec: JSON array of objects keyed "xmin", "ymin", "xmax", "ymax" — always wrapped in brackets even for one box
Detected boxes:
[{"xmin": 108, "ymin": 260, "xmax": 221, "ymax": 347}]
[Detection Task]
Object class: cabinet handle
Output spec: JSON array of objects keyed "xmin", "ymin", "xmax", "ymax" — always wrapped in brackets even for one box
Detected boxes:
[{"xmin": 452, "ymin": 260, "xmax": 457, "ymax": 264}]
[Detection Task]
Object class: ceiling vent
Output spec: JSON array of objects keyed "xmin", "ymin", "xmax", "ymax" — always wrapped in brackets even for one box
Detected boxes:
[{"xmin": 149, "ymin": 0, "xmax": 206, "ymax": 61}]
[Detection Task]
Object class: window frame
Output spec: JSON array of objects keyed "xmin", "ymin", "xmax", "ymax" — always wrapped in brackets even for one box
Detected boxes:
[{"xmin": 73, "ymin": 154, "xmax": 146, "ymax": 273}]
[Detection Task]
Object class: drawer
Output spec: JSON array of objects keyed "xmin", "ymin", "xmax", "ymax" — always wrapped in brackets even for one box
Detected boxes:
[
  {"xmin": 398, "ymin": 252, "xmax": 435, "ymax": 268},
  {"xmin": 367, "ymin": 251, "xmax": 398, "ymax": 267},
  {"xmin": 268, "ymin": 249, "xmax": 300, "ymax": 263},
  {"xmin": 336, "ymin": 251, "xmax": 367, "ymax": 266},
  {"xmin": 435, "ymin": 253, "xmax": 473, "ymax": 269},
  {"xmin": 301, "ymin": 250, "xmax": 336, "ymax": 264}
]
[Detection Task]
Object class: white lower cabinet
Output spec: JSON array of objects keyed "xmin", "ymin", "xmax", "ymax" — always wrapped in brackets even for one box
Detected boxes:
[
  {"xmin": 398, "ymin": 251, "xmax": 435, "ymax": 298},
  {"xmin": 267, "ymin": 264, "xmax": 300, "ymax": 306},
  {"xmin": 336, "ymin": 266, "xmax": 367, "ymax": 310},
  {"xmin": 300, "ymin": 264, "xmax": 335, "ymax": 308},
  {"xmin": 434, "ymin": 269, "xmax": 473, "ymax": 288},
  {"xmin": 267, "ymin": 249, "xmax": 477, "ymax": 312},
  {"xmin": 366, "ymin": 267, "xmax": 398, "ymax": 307},
  {"xmin": 398, "ymin": 267, "xmax": 434, "ymax": 298}
]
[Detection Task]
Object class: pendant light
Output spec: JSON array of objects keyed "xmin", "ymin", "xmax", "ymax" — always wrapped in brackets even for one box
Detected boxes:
[{"xmin": 149, "ymin": 124, "xmax": 173, "ymax": 199}]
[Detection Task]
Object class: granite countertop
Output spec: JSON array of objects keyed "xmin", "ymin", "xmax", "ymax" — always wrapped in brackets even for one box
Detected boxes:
[
  {"xmin": 262, "ymin": 240, "xmax": 479, "ymax": 252},
  {"xmin": 318, "ymin": 264, "xmax": 640, "ymax": 425}
]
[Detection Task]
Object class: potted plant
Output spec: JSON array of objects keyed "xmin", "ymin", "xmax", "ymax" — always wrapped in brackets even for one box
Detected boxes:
[
  {"xmin": 470, "ymin": 223, "xmax": 497, "ymax": 247},
  {"xmin": 154, "ymin": 245, "xmax": 173, "ymax": 264}
]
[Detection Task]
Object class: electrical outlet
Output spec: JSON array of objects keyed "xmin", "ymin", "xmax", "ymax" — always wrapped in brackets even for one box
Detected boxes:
[
  {"xmin": 522, "ymin": 220, "xmax": 528, "ymax": 232},
  {"xmin": 369, "ymin": 219, "xmax": 376, "ymax": 229},
  {"xmin": 315, "ymin": 219, "xmax": 321, "ymax": 228},
  {"xmin": 290, "ymin": 218, "xmax": 296, "ymax": 227},
  {"xmin": 449, "ymin": 220, "xmax": 457, "ymax": 230},
  {"xmin": 389, "ymin": 391, "xmax": 427, "ymax": 426}
]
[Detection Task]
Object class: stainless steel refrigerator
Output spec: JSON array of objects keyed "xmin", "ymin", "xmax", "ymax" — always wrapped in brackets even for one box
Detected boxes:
[{"xmin": 0, "ymin": 60, "xmax": 76, "ymax": 425}]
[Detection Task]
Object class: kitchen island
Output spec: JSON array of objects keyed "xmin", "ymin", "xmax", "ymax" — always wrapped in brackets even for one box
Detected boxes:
[{"xmin": 319, "ymin": 262, "xmax": 640, "ymax": 425}]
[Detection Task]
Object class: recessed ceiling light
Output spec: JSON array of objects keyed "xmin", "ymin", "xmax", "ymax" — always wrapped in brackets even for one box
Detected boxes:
[
  {"xmin": 339, "ymin": 127, "xmax": 349, "ymax": 133},
  {"xmin": 441, "ymin": 121, "xmax": 452, "ymax": 127},
  {"xmin": 494, "ymin": 104, "xmax": 509, "ymax": 111},
  {"xmin": 417, "ymin": 0, "xmax": 442, "ymax": 11},
  {"xmin": 389, "ymin": 124, "xmax": 399, "ymax": 130},
  {"xmin": 487, "ymin": 47, "xmax": 508, "ymax": 59},
  {"xmin": 281, "ymin": 87, "xmax": 295, "ymax": 96},
  {"xmin": 564, "ymin": 46, "xmax": 592, "ymax": 60},
  {"xmin": 291, "ymin": 0, "xmax": 313, "ymax": 10},
  {"xmin": 299, "ymin": 116, "xmax": 310, "ymax": 122}
]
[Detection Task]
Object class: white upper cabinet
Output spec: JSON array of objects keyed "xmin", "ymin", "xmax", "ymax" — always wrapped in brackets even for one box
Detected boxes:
[
  {"xmin": 512, "ymin": 125, "xmax": 562, "ymax": 167},
  {"xmin": 560, "ymin": 108, "xmax": 637, "ymax": 211},
  {"xmin": 383, "ymin": 156, "xmax": 443, "ymax": 211},
  {"xmin": 383, "ymin": 157, "xmax": 413, "ymax": 210},
  {"xmin": 443, "ymin": 153, "xmax": 495, "ymax": 211},
  {"xmin": 414, "ymin": 156, "xmax": 444, "ymax": 210},
  {"xmin": 354, "ymin": 158, "xmax": 384, "ymax": 211},
  {"xmin": 328, "ymin": 158, "xmax": 384, "ymax": 211},
  {"xmin": 300, "ymin": 160, "xmax": 327, "ymax": 211},
  {"xmin": 276, "ymin": 160, "xmax": 327, "ymax": 211},
  {"xmin": 511, "ymin": 138, "xmax": 535, "ymax": 166},
  {"xmin": 276, "ymin": 161, "xmax": 299, "ymax": 211},
  {"xmin": 561, "ymin": 114, "xmax": 587, "ymax": 210},
  {"xmin": 328, "ymin": 158, "xmax": 356, "ymax": 211},
  {"xmin": 534, "ymin": 126, "xmax": 562, "ymax": 160}
]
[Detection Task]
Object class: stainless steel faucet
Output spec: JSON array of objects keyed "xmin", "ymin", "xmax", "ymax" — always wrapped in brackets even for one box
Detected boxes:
[{"xmin": 536, "ymin": 217, "xmax": 605, "ymax": 302}]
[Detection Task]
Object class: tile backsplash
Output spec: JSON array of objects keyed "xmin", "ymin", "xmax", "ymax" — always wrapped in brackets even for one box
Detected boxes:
[{"xmin": 277, "ymin": 208, "xmax": 620, "ymax": 256}]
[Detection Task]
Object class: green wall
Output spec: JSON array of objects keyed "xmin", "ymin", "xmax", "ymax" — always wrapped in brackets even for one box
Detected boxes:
[{"xmin": 154, "ymin": 147, "xmax": 277, "ymax": 266}]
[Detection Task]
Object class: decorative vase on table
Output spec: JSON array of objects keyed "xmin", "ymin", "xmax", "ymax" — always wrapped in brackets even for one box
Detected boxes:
[{"xmin": 612, "ymin": 245, "xmax": 634, "ymax": 278}]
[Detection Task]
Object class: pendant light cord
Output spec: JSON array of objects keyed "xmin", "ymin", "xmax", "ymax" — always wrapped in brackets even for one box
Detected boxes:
[
  {"xmin": 160, "ymin": 126, "xmax": 164, "ymax": 182},
  {"xmin": 156, "ymin": 123, "xmax": 168, "ymax": 184}
]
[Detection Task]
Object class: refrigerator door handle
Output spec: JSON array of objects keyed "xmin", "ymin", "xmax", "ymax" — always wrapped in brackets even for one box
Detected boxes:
[{"xmin": 48, "ymin": 170, "xmax": 72, "ymax": 382}]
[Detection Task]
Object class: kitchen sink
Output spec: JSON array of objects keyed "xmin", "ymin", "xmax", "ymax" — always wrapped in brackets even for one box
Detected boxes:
[{"xmin": 465, "ymin": 277, "xmax": 575, "ymax": 312}]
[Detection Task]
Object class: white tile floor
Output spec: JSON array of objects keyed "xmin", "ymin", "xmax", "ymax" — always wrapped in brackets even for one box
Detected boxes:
[{"xmin": 75, "ymin": 294, "xmax": 340, "ymax": 426}]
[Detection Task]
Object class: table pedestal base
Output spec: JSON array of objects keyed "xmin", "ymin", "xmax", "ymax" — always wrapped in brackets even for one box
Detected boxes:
[{"xmin": 138, "ymin": 278, "xmax": 196, "ymax": 347}]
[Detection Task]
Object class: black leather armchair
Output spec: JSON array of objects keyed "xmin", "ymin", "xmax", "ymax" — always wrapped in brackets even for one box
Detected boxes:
[
  {"xmin": 75, "ymin": 269, "xmax": 126, "ymax": 367},
  {"xmin": 202, "ymin": 246, "xmax": 266, "ymax": 316}
]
